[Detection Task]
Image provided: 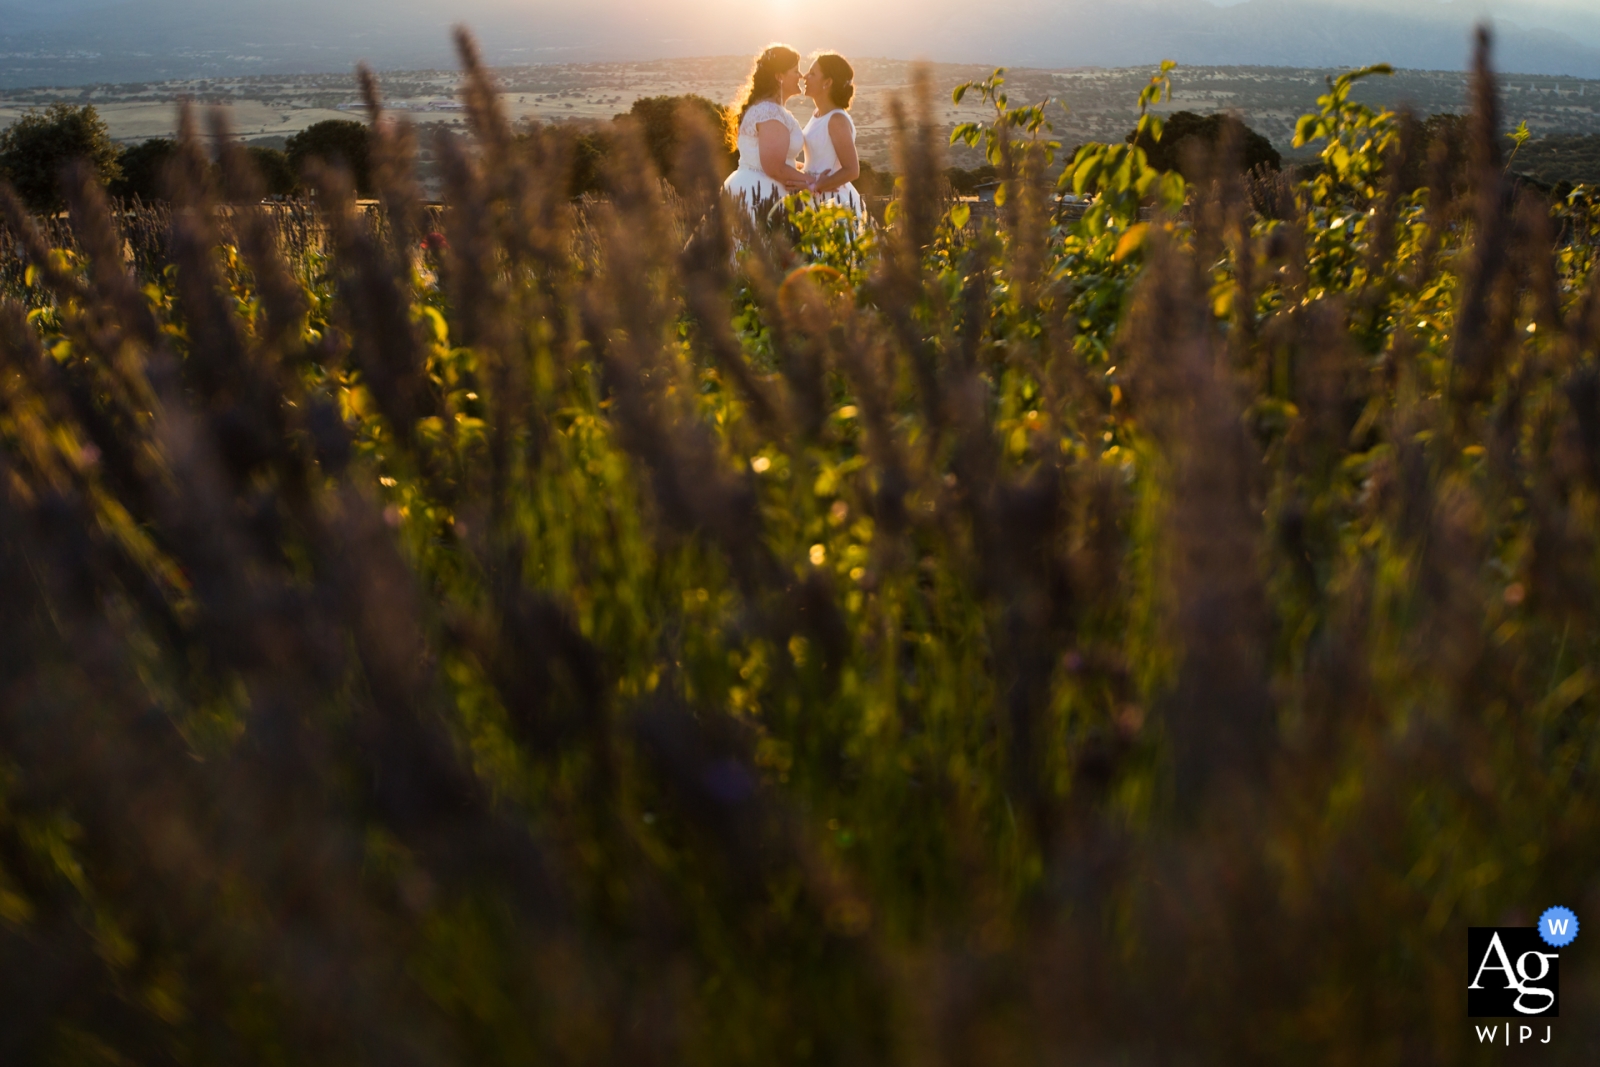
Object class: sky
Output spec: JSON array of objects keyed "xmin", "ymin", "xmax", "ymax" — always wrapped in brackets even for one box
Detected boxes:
[{"xmin": 5, "ymin": 0, "xmax": 1593, "ymax": 21}]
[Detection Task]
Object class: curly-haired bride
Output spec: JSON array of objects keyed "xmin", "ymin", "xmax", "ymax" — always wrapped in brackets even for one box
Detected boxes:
[
  {"xmin": 723, "ymin": 45, "xmax": 811, "ymax": 214},
  {"xmin": 800, "ymin": 52, "xmax": 865, "ymax": 219}
]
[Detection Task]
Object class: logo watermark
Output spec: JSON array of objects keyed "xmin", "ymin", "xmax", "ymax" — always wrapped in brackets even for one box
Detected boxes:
[{"xmin": 1469, "ymin": 906, "xmax": 1577, "ymax": 1044}]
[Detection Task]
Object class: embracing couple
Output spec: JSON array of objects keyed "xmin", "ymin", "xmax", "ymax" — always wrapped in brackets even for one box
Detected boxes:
[{"xmin": 722, "ymin": 46, "xmax": 866, "ymax": 220}]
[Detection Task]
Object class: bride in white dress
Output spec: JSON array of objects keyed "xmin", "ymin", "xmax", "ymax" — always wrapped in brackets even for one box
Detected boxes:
[
  {"xmin": 800, "ymin": 53, "xmax": 866, "ymax": 220},
  {"xmin": 723, "ymin": 45, "xmax": 810, "ymax": 215}
]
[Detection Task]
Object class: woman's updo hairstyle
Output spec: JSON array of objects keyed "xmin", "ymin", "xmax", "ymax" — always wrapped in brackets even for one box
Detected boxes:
[
  {"xmin": 729, "ymin": 44, "xmax": 802, "ymax": 147},
  {"xmin": 814, "ymin": 52, "xmax": 855, "ymax": 109}
]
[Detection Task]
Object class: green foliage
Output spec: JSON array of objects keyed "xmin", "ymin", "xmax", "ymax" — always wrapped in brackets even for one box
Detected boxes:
[
  {"xmin": 621, "ymin": 94, "xmax": 734, "ymax": 189},
  {"xmin": 951, "ymin": 68, "xmax": 1063, "ymax": 171},
  {"xmin": 855, "ymin": 160, "xmax": 892, "ymax": 198},
  {"xmin": 550, "ymin": 94, "xmax": 733, "ymax": 199},
  {"xmin": 286, "ymin": 118, "xmax": 372, "ymax": 196},
  {"xmin": 107, "ymin": 139, "xmax": 295, "ymax": 204},
  {"xmin": 944, "ymin": 163, "xmax": 997, "ymax": 195},
  {"xmin": 787, "ymin": 193, "xmax": 877, "ymax": 280},
  {"xmin": 247, "ymin": 145, "xmax": 298, "ymax": 197},
  {"xmin": 1404, "ymin": 111, "xmax": 1472, "ymax": 195},
  {"xmin": 567, "ymin": 127, "xmax": 612, "ymax": 198},
  {"xmin": 0, "ymin": 103, "xmax": 120, "ymax": 212},
  {"xmin": 1293, "ymin": 63, "xmax": 1398, "ymax": 200},
  {"xmin": 1125, "ymin": 109, "xmax": 1282, "ymax": 178},
  {"xmin": 1507, "ymin": 119, "xmax": 1533, "ymax": 165},
  {"xmin": 1063, "ymin": 61, "xmax": 1188, "ymax": 228},
  {"xmin": 108, "ymin": 137, "xmax": 175, "ymax": 203}
]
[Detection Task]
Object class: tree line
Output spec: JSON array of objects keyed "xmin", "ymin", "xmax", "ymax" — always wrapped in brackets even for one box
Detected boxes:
[
  {"xmin": 0, "ymin": 95, "xmax": 743, "ymax": 212},
  {"xmin": 0, "ymin": 102, "xmax": 363, "ymax": 210},
  {"xmin": 0, "ymin": 97, "xmax": 1584, "ymax": 214}
]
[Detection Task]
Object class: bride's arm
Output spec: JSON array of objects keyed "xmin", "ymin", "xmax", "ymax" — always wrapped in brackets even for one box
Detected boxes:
[
  {"xmin": 812, "ymin": 113, "xmax": 861, "ymax": 194},
  {"xmin": 757, "ymin": 120, "xmax": 811, "ymax": 190}
]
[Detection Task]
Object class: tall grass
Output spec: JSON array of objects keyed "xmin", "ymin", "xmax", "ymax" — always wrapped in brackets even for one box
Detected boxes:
[{"xmin": 0, "ymin": 25, "xmax": 1598, "ymax": 1064}]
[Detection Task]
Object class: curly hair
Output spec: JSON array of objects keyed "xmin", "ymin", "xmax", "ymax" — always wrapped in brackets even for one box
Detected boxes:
[
  {"xmin": 813, "ymin": 53, "xmax": 855, "ymax": 110},
  {"xmin": 728, "ymin": 45, "xmax": 801, "ymax": 147}
]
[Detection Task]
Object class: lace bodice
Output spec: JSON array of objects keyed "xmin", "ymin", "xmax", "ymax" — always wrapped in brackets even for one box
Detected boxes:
[
  {"xmin": 802, "ymin": 109, "xmax": 855, "ymax": 177},
  {"xmin": 735, "ymin": 100, "xmax": 803, "ymax": 172}
]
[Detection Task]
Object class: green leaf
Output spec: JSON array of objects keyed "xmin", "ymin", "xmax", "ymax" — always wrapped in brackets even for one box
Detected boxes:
[
  {"xmin": 949, "ymin": 203, "xmax": 971, "ymax": 229},
  {"xmin": 1293, "ymin": 115, "xmax": 1317, "ymax": 148},
  {"xmin": 1158, "ymin": 171, "xmax": 1187, "ymax": 213},
  {"xmin": 1073, "ymin": 152, "xmax": 1103, "ymax": 197},
  {"xmin": 1113, "ymin": 223, "xmax": 1150, "ymax": 262},
  {"xmin": 416, "ymin": 305, "xmax": 449, "ymax": 346}
]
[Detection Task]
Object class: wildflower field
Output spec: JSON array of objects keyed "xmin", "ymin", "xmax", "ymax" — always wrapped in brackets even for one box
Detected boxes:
[{"xmin": 2, "ymin": 27, "xmax": 1599, "ymax": 1065}]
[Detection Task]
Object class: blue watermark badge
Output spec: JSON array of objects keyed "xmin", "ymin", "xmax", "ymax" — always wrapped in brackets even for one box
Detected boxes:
[{"xmin": 1540, "ymin": 907, "xmax": 1579, "ymax": 948}]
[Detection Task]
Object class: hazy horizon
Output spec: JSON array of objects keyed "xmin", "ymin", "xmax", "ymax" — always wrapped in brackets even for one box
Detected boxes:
[{"xmin": 1, "ymin": 0, "xmax": 1599, "ymax": 86}]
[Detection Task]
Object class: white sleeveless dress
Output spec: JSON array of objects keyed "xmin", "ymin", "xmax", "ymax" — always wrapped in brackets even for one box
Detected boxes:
[
  {"xmin": 801, "ymin": 109, "xmax": 866, "ymax": 218},
  {"xmin": 723, "ymin": 100, "xmax": 803, "ymax": 213}
]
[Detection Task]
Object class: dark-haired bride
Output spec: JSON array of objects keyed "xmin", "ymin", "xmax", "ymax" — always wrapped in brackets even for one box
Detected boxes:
[
  {"xmin": 800, "ymin": 52, "xmax": 865, "ymax": 220},
  {"xmin": 723, "ymin": 45, "xmax": 811, "ymax": 214}
]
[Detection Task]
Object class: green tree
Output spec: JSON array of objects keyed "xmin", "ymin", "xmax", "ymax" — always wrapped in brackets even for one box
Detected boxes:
[
  {"xmin": 1408, "ymin": 112, "xmax": 1471, "ymax": 196},
  {"xmin": 857, "ymin": 160, "xmax": 892, "ymax": 198},
  {"xmin": 944, "ymin": 164, "xmax": 997, "ymax": 195},
  {"xmin": 0, "ymin": 103, "xmax": 121, "ymax": 213},
  {"xmin": 286, "ymin": 119, "xmax": 372, "ymax": 196},
  {"xmin": 109, "ymin": 138, "xmax": 176, "ymax": 203},
  {"xmin": 617, "ymin": 94, "xmax": 732, "ymax": 188},
  {"xmin": 247, "ymin": 146, "xmax": 298, "ymax": 198},
  {"xmin": 512, "ymin": 123, "xmax": 613, "ymax": 200},
  {"xmin": 1126, "ymin": 110, "xmax": 1282, "ymax": 180},
  {"xmin": 569, "ymin": 128, "xmax": 613, "ymax": 198}
]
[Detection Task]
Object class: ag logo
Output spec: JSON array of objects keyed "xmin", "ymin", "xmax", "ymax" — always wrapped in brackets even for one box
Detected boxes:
[
  {"xmin": 1465, "ymin": 908, "xmax": 1574, "ymax": 1017},
  {"xmin": 1468, "ymin": 928, "xmax": 1559, "ymax": 1017}
]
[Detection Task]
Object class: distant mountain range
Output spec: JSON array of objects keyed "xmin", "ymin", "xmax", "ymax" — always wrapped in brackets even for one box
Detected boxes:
[{"xmin": 0, "ymin": 0, "xmax": 1598, "ymax": 87}]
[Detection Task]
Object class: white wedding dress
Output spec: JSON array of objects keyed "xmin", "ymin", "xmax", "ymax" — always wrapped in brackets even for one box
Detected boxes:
[
  {"xmin": 723, "ymin": 100, "xmax": 804, "ymax": 213},
  {"xmin": 802, "ymin": 109, "xmax": 866, "ymax": 219}
]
